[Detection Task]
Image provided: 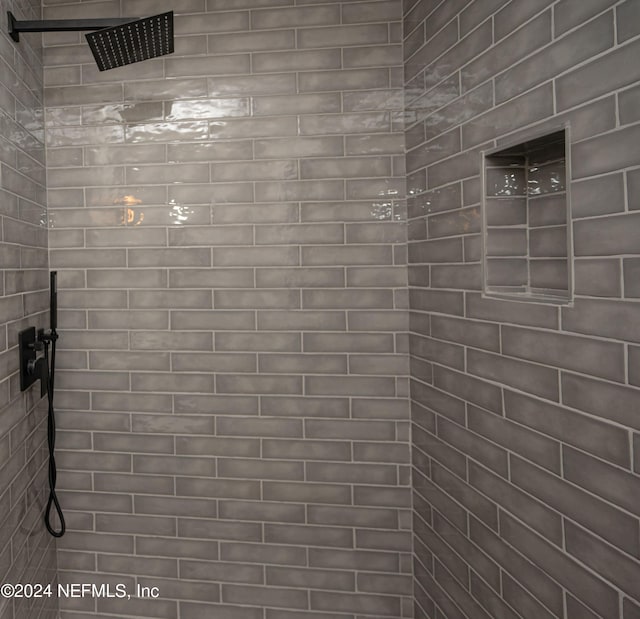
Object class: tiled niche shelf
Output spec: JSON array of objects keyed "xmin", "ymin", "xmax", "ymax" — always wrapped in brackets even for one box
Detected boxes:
[{"xmin": 482, "ymin": 128, "xmax": 572, "ymax": 304}]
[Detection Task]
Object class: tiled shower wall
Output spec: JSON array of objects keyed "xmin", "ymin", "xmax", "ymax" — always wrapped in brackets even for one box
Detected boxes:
[
  {"xmin": 404, "ymin": 1, "xmax": 640, "ymax": 618},
  {"xmin": 43, "ymin": 0, "xmax": 412, "ymax": 617},
  {"xmin": 0, "ymin": 0, "xmax": 58, "ymax": 617}
]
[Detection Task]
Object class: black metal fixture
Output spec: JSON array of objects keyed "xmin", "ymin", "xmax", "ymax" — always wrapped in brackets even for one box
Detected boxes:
[
  {"xmin": 18, "ymin": 272, "xmax": 65, "ymax": 537},
  {"xmin": 18, "ymin": 325, "xmax": 46, "ymax": 397},
  {"xmin": 8, "ymin": 10, "xmax": 174, "ymax": 71}
]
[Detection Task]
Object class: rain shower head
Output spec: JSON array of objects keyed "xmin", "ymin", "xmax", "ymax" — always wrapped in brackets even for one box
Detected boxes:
[
  {"xmin": 8, "ymin": 10, "xmax": 174, "ymax": 71},
  {"xmin": 86, "ymin": 12, "xmax": 174, "ymax": 71}
]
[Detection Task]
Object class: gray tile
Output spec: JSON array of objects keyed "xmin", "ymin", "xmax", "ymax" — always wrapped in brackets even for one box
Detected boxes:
[
  {"xmin": 564, "ymin": 445, "xmax": 640, "ymax": 517},
  {"xmin": 303, "ymin": 289, "xmax": 394, "ymax": 310},
  {"xmin": 504, "ymin": 390, "xmax": 631, "ymax": 467},
  {"xmin": 431, "ymin": 264, "xmax": 482, "ymax": 290},
  {"xmin": 309, "ymin": 546, "xmax": 398, "ymax": 572},
  {"xmin": 220, "ymin": 541, "xmax": 305, "ymax": 567},
  {"xmin": 177, "ymin": 518, "xmax": 262, "ymax": 543},
  {"xmin": 177, "ymin": 477, "xmax": 259, "ymax": 503},
  {"xmin": 222, "ymin": 585, "xmax": 308, "ymax": 609},
  {"xmin": 408, "ymin": 237, "xmax": 463, "ymax": 263},
  {"xmin": 418, "ymin": 83, "xmax": 489, "ymax": 145},
  {"xmin": 428, "ymin": 205, "xmax": 481, "ymax": 239},
  {"xmin": 469, "ymin": 518, "xmax": 564, "ymax": 616},
  {"xmin": 562, "ymin": 297, "xmax": 640, "ymax": 343},
  {"xmin": 266, "ymin": 522, "xmax": 353, "ymax": 548},
  {"xmin": 208, "ymin": 73, "xmax": 296, "ymax": 97},
  {"xmin": 432, "ymin": 511, "xmax": 500, "ymax": 592},
  {"xmin": 304, "ymin": 332, "xmax": 393, "ymax": 353},
  {"xmin": 431, "ymin": 315, "xmax": 500, "ymax": 351},
  {"xmin": 300, "ymin": 68, "xmax": 390, "ymax": 94},
  {"xmin": 406, "ymin": 22, "xmax": 458, "ymax": 83},
  {"xmin": 309, "ymin": 504, "xmax": 397, "ymax": 529},
  {"xmin": 438, "ymin": 417, "xmax": 508, "ymax": 478},
  {"xmin": 572, "ymin": 125, "xmax": 640, "ymax": 180},
  {"xmin": 554, "ymin": 0, "xmax": 618, "ymax": 35},
  {"xmin": 485, "ymin": 229, "xmax": 528, "ymax": 257},
  {"xmin": 215, "ymin": 289, "xmax": 300, "ymax": 310},
  {"xmin": 565, "ymin": 521, "xmax": 640, "ymax": 601},
  {"xmin": 267, "ymin": 565, "xmax": 355, "ymax": 592},
  {"xmin": 207, "ymin": 30, "xmax": 295, "ymax": 54},
  {"xmin": 529, "ymin": 226, "xmax": 568, "ymax": 258},
  {"xmin": 619, "ymin": 83, "xmax": 640, "ymax": 126},
  {"xmin": 264, "ymin": 481, "xmax": 351, "ymax": 505},
  {"xmin": 468, "ymin": 348, "xmax": 560, "ymax": 402},
  {"xmin": 575, "ymin": 258, "xmax": 622, "ymax": 297},
  {"xmin": 557, "ymin": 36, "xmax": 640, "ymax": 110},
  {"xmin": 132, "ymin": 414, "xmax": 214, "ymax": 435},
  {"xmin": 566, "ymin": 595, "xmax": 599, "ymax": 619},
  {"xmin": 132, "ymin": 372, "xmax": 214, "ymax": 393},
  {"xmin": 502, "ymin": 325, "xmax": 625, "ymax": 382},
  {"xmin": 427, "ymin": 149, "xmax": 483, "ymax": 189},
  {"xmin": 176, "ymin": 436, "xmax": 259, "ymax": 458},
  {"xmin": 408, "ymin": 127, "xmax": 461, "ymax": 174},
  {"xmin": 624, "ymin": 599, "xmax": 640, "ymax": 619},
  {"xmin": 219, "ymin": 500, "xmax": 305, "ymax": 523},
  {"xmin": 493, "ymin": 0, "xmax": 552, "ymax": 40},
  {"xmin": 216, "ymin": 332, "xmax": 300, "ymax": 353},
  {"xmin": 251, "ymin": 5, "xmax": 340, "ymax": 29},
  {"xmin": 629, "ymin": 168, "xmax": 640, "ymax": 212},
  {"xmin": 432, "ymin": 461, "xmax": 499, "ymax": 530},
  {"xmin": 307, "ymin": 461, "xmax": 397, "ymax": 485},
  {"xmin": 571, "ymin": 172, "xmax": 625, "ymax": 219},
  {"xmin": 253, "ymin": 48, "xmax": 340, "ymax": 73},
  {"xmin": 561, "ymin": 372, "xmax": 640, "ymax": 431},
  {"xmin": 217, "ymin": 417, "xmax": 302, "ymax": 439},
  {"xmin": 430, "ymin": 558, "xmax": 495, "ymax": 619},
  {"xmin": 531, "ymin": 260, "xmax": 568, "ymax": 291},
  {"xmin": 465, "ymin": 83, "xmax": 555, "ymax": 148},
  {"xmin": 306, "ymin": 418, "xmax": 396, "ymax": 441},
  {"xmin": 497, "ymin": 12, "xmax": 614, "ymax": 104},
  {"xmin": 261, "ymin": 396, "xmax": 349, "ymax": 419},
  {"xmin": 298, "ymin": 23, "xmax": 389, "ymax": 48},
  {"xmin": 511, "ymin": 456, "xmax": 640, "ymax": 556},
  {"xmin": 310, "ymin": 590, "xmax": 400, "ymax": 616},
  {"xmin": 175, "ymin": 11, "xmax": 249, "ymax": 34},
  {"xmin": 468, "ymin": 404, "xmax": 561, "ymax": 473},
  {"xmin": 433, "ymin": 365, "xmax": 503, "ymax": 414},
  {"xmin": 97, "ymin": 597, "xmax": 177, "ymax": 618},
  {"xmin": 411, "ymin": 333, "xmax": 465, "ymax": 371},
  {"xmin": 259, "ymin": 353, "xmax": 346, "ymax": 374},
  {"xmin": 501, "ymin": 513, "xmax": 619, "ymax": 618},
  {"xmin": 630, "ymin": 346, "xmax": 640, "ymax": 388},
  {"xmin": 414, "ymin": 425, "xmax": 465, "ymax": 479},
  {"xmin": 180, "ymin": 555, "xmax": 262, "ymax": 589},
  {"xmin": 617, "ymin": 0, "xmax": 640, "ymax": 42}
]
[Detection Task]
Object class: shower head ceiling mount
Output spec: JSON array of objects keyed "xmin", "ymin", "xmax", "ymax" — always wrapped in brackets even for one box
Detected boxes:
[{"xmin": 7, "ymin": 10, "xmax": 174, "ymax": 71}]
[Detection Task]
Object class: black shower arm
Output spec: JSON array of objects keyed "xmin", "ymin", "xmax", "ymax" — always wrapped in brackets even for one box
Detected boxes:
[{"xmin": 8, "ymin": 12, "xmax": 137, "ymax": 41}]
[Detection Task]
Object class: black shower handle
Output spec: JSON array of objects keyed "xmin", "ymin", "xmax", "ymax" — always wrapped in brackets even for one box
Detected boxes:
[{"xmin": 50, "ymin": 271, "xmax": 57, "ymax": 332}]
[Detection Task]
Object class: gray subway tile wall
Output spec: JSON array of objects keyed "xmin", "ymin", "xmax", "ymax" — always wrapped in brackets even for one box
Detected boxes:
[
  {"xmin": 405, "ymin": 2, "xmax": 640, "ymax": 619},
  {"xmin": 1, "ymin": 0, "xmax": 639, "ymax": 618},
  {"xmin": 43, "ymin": 1, "xmax": 411, "ymax": 618},
  {"xmin": 0, "ymin": 0, "xmax": 58, "ymax": 617}
]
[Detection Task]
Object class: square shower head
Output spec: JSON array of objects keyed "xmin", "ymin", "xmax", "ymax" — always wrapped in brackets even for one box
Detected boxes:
[{"xmin": 85, "ymin": 11, "xmax": 174, "ymax": 71}]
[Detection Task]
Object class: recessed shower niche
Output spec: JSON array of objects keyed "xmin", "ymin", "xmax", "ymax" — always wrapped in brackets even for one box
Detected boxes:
[{"xmin": 482, "ymin": 128, "xmax": 572, "ymax": 303}]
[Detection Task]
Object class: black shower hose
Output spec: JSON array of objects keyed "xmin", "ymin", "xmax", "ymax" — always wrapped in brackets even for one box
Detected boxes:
[{"xmin": 43, "ymin": 335, "xmax": 65, "ymax": 538}]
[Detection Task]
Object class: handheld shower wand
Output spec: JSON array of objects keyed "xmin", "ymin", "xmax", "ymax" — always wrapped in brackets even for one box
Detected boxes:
[
  {"xmin": 42, "ymin": 271, "xmax": 64, "ymax": 537},
  {"xmin": 18, "ymin": 272, "xmax": 65, "ymax": 536}
]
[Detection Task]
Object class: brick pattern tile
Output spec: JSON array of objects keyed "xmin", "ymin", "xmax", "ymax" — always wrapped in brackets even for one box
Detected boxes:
[
  {"xmin": 0, "ymin": 0, "xmax": 58, "ymax": 617},
  {"xmin": 43, "ymin": 1, "xmax": 411, "ymax": 618},
  {"xmin": 404, "ymin": 1, "xmax": 640, "ymax": 618}
]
